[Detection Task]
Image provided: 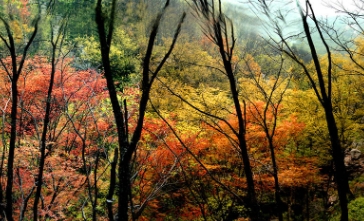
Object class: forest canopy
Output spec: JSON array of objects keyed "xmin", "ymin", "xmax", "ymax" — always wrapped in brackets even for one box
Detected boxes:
[{"xmin": 0, "ymin": 0, "xmax": 363, "ymax": 220}]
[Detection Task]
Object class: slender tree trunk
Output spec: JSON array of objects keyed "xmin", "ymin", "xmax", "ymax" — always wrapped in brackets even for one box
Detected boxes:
[
  {"xmin": 5, "ymin": 79, "xmax": 18, "ymax": 221},
  {"xmin": 298, "ymin": 2, "xmax": 350, "ymax": 219},
  {"xmin": 222, "ymin": 37, "xmax": 259, "ymax": 221},
  {"xmin": 95, "ymin": 1, "xmax": 183, "ymax": 219},
  {"xmin": 1, "ymin": 10, "xmax": 40, "ymax": 219},
  {"xmin": 238, "ymin": 137, "xmax": 260, "ymax": 220},
  {"xmin": 117, "ymin": 161, "xmax": 131, "ymax": 220},
  {"xmin": 324, "ymin": 105, "xmax": 350, "ymax": 221},
  {"xmin": 33, "ymin": 39, "xmax": 58, "ymax": 221},
  {"xmin": 0, "ymin": 106, "xmax": 7, "ymax": 217},
  {"xmin": 95, "ymin": 2, "xmax": 129, "ymax": 219},
  {"xmin": 268, "ymin": 137, "xmax": 283, "ymax": 221},
  {"xmin": 107, "ymin": 148, "xmax": 118, "ymax": 220},
  {"xmin": 306, "ymin": 187, "xmax": 310, "ymax": 221}
]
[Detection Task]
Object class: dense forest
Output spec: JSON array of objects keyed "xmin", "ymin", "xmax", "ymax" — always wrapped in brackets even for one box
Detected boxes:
[{"xmin": 0, "ymin": 0, "xmax": 364, "ymax": 220}]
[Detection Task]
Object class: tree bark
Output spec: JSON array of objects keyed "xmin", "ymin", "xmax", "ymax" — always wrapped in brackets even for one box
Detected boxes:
[
  {"xmin": 191, "ymin": 1, "xmax": 259, "ymax": 218},
  {"xmin": 324, "ymin": 105, "xmax": 350, "ymax": 221},
  {"xmin": 95, "ymin": 1, "xmax": 184, "ymax": 220},
  {"xmin": 268, "ymin": 137, "xmax": 283, "ymax": 221}
]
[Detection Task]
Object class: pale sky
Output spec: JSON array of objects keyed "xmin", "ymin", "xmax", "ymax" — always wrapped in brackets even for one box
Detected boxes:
[
  {"xmin": 295, "ymin": 0, "xmax": 360, "ymax": 17},
  {"xmin": 229, "ymin": 0, "xmax": 358, "ymax": 17},
  {"xmin": 297, "ymin": 0, "xmax": 337, "ymax": 16},
  {"xmin": 226, "ymin": 0, "xmax": 361, "ymax": 45}
]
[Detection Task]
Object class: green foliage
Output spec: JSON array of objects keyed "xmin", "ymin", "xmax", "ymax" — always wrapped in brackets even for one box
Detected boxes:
[
  {"xmin": 74, "ymin": 28, "xmax": 140, "ymax": 86},
  {"xmin": 52, "ymin": 0, "xmax": 97, "ymax": 39},
  {"xmin": 331, "ymin": 197, "xmax": 364, "ymax": 221},
  {"xmin": 349, "ymin": 197, "xmax": 364, "ymax": 220}
]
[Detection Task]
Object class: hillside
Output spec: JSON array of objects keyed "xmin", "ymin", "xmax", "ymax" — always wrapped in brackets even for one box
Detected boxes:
[{"xmin": 0, "ymin": 0, "xmax": 363, "ymax": 220}]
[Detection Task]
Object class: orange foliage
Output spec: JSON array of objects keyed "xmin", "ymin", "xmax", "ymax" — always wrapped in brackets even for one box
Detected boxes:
[
  {"xmin": 0, "ymin": 56, "xmax": 115, "ymax": 219},
  {"xmin": 201, "ymin": 101, "xmax": 321, "ymax": 192},
  {"xmin": 0, "ymin": 56, "xmax": 108, "ymax": 138},
  {"xmin": 10, "ymin": 146, "xmax": 86, "ymax": 220}
]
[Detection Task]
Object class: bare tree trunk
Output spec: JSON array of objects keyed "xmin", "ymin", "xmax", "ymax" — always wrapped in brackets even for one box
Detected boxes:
[
  {"xmin": 106, "ymin": 148, "xmax": 118, "ymax": 220},
  {"xmin": 299, "ymin": 3, "xmax": 351, "ymax": 218},
  {"xmin": 255, "ymin": 1, "xmax": 352, "ymax": 220},
  {"xmin": 6, "ymin": 78, "xmax": 19, "ymax": 221},
  {"xmin": 0, "ymin": 14, "xmax": 40, "ymax": 220},
  {"xmin": 191, "ymin": 1, "xmax": 259, "ymax": 219},
  {"xmin": 95, "ymin": 0, "xmax": 185, "ymax": 219},
  {"xmin": 33, "ymin": 15, "xmax": 68, "ymax": 220},
  {"xmin": 324, "ymin": 107, "xmax": 350, "ymax": 221},
  {"xmin": 268, "ymin": 136, "xmax": 283, "ymax": 221}
]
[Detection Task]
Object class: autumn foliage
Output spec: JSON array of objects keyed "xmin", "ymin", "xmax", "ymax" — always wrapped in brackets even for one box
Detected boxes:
[
  {"xmin": 0, "ymin": 48, "xmax": 345, "ymax": 220},
  {"xmin": 1, "ymin": 1, "xmax": 364, "ymax": 220},
  {"xmin": 0, "ymin": 57, "xmax": 112, "ymax": 219}
]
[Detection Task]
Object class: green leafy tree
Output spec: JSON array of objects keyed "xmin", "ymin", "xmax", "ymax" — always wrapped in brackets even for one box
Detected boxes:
[{"xmin": 75, "ymin": 28, "xmax": 139, "ymax": 83}]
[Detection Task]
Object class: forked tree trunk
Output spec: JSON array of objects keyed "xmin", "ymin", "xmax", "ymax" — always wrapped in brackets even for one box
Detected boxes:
[
  {"xmin": 191, "ymin": 1, "xmax": 260, "ymax": 218},
  {"xmin": 95, "ymin": 0, "xmax": 184, "ymax": 220}
]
